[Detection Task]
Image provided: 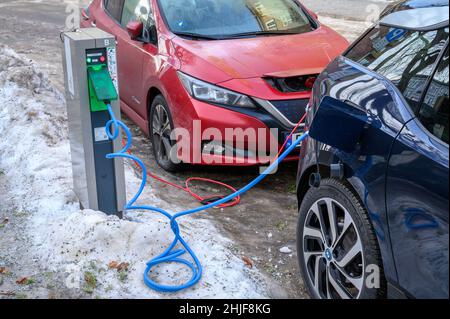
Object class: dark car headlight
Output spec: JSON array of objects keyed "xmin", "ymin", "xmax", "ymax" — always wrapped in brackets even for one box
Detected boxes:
[{"xmin": 177, "ymin": 71, "xmax": 256, "ymax": 108}]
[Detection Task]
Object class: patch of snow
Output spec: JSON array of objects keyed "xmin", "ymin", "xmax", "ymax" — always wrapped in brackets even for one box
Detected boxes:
[
  {"xmin": 319, "ymin": 15, "xmax": 369, "ymax": 42},
  {"xmin": 0, "ymin": 45, "xmax": 269, "ymax": 299},
  {"xmin": 279, "ymin": 247, "xmax": 292, "ymax": 254}
]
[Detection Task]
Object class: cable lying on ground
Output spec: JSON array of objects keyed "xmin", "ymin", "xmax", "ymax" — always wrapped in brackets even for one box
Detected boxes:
[
  {"xmin": 121, "ymin": 140, "xmax": 241, "ymax": 208},
  {"xmin": 105, "ymin": 103, "xmax": 309, "ymax": 292}
]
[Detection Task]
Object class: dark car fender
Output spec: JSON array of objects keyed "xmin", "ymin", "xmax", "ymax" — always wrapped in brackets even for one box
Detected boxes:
[
  {"xmin": 296, "ymin": 56, "xmax": 418, "ymax": 288},
  {"xmin": 297, "ymin": 143, "xmax": 400, "ymax": 285}
]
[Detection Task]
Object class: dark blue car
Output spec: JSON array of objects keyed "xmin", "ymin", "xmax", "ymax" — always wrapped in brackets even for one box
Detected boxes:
[{"xmin": 296, "ymin": 2, "xmax": 449, "ymax": 299}]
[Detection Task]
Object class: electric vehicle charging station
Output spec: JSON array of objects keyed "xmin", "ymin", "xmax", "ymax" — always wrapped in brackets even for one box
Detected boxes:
[{"xmin": 62, "ymin": 28, "xmax": 126, "ymax": 217}]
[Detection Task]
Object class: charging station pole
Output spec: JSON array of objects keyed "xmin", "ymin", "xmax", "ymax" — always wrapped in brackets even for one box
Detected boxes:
[{"xmin": 62, "ymin": 28, "xmax": 126, "ymax": 217}]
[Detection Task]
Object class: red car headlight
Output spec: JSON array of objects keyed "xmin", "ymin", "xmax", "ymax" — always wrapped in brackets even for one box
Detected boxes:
[{"xmin": 177, "ymin": 72, "xmax": 256, "ymax": 108}]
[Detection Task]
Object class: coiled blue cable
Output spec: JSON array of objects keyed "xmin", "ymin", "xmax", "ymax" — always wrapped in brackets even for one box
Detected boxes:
[{"xmin": 104, "ymin": 103, "xmax": 309, "ymax": 292}]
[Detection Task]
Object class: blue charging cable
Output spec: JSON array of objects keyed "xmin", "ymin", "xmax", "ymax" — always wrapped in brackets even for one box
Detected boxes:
[{"xmin": 104, "ymin": 104, "xmax": 309, "ymax": 292}]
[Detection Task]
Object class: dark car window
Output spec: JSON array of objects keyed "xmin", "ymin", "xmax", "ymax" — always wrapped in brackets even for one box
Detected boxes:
[
  {"xmin": 157, "ymin": 0, "xmax": 314, "ymax": 38},
  {"xmin": 104, "ymin": 0, "xmax": 124, "ymax": 21},
  {"xmin": 418, "ymin": 47, "xmax": 449, "ymax": 144},
  {"xmin": 121, "ymin": 0, "xmax": 151, "ymax": 28},
  {"xmin": 346, "ymin": 25, "xmax": 449, "ymax": 112}
]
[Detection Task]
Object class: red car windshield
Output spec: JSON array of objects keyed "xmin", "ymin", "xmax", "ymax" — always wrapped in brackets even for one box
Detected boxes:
[{"xmin": 158, "ymin": 0, "xmax": 314, "ymax": 39}]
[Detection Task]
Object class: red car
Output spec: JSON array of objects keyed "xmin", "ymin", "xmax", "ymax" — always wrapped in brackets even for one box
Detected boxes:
[{"xmin": 81, "ymin": 0, "xmax": 348, "ymax": 171}]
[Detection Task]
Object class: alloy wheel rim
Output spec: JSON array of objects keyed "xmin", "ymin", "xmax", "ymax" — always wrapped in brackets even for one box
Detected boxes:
[
  {"xmin": 152, "ymin": 104, "xmax": 172, "ymax": 164},
  {"xmin": 302, "ymin": 197, "xmax": 364, "ymax": 299}
]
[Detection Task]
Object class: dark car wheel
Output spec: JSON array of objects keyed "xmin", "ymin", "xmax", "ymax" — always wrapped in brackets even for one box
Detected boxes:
[
  {"xmin": 297, "ymin": 178, "xmax": 385, "ymax": 299},
  {"xmin": 149, "ymin": 95, "xmax": 183, "ymax": 172}
]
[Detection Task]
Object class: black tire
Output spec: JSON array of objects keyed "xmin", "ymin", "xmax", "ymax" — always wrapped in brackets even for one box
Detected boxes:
[
  {"xmin": 297, "ymin": 178, "xmax": 386, "ymax": 299},
  {"xmin": 149, "ymin": 95, "xmax": 183, "ymax": 172}
]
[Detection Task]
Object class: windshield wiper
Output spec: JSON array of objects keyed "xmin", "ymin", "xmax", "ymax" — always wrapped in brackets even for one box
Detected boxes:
[
  {"xmin": 225, "ymin": 31, "xmax": 300, "ymax": 38},
  {"xmin": 173, "ymin": 32, "xmax": 222, "ymax": 40},
  {"xmin": 174, "ymin": 30, "xmax": 302, "ymax": 41}
]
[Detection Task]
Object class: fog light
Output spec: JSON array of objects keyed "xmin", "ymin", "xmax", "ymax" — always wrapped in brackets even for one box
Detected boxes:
[
  {"xmin": 202, "ymin": 141, "xmax": 225, "ymax": 155},
  {"xmin": 202, "ymin": 141, "xmax": 257, "ymax": 159}
]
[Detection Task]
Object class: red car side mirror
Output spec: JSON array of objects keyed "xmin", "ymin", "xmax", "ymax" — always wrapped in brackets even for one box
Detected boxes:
[{"xmin": 126, "ymin": 21, "xmax": 143, "ymax": 40}]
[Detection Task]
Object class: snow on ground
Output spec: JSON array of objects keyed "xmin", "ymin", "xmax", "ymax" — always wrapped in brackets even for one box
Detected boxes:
[
  {"xmin": 319, "ymin": 15, "xmax": 369, "ymax": 43},
  {"xmin": 0, "ymin": 45, "xmax": 269, "ymax": 298}
]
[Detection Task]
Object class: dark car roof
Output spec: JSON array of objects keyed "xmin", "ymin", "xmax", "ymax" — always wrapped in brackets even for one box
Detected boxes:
[
  {"xmin": 381, "ymin": 0, "xmax": 449, "ymax": 17},
  {"xmin": 380, "ymin": 6, "xmax": 449, "ymax": 30}
]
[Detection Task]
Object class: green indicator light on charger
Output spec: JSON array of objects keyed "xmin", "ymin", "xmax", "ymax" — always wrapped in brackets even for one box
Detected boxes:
[{"xmin": 87, "ymin": 58, "xmax": 92, "ymax": 63}]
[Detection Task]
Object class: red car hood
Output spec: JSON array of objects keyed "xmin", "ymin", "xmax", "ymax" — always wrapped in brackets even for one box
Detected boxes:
[{"xmin": 172, "ymin": 26, "xmax": 349, "ymax": 84}]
